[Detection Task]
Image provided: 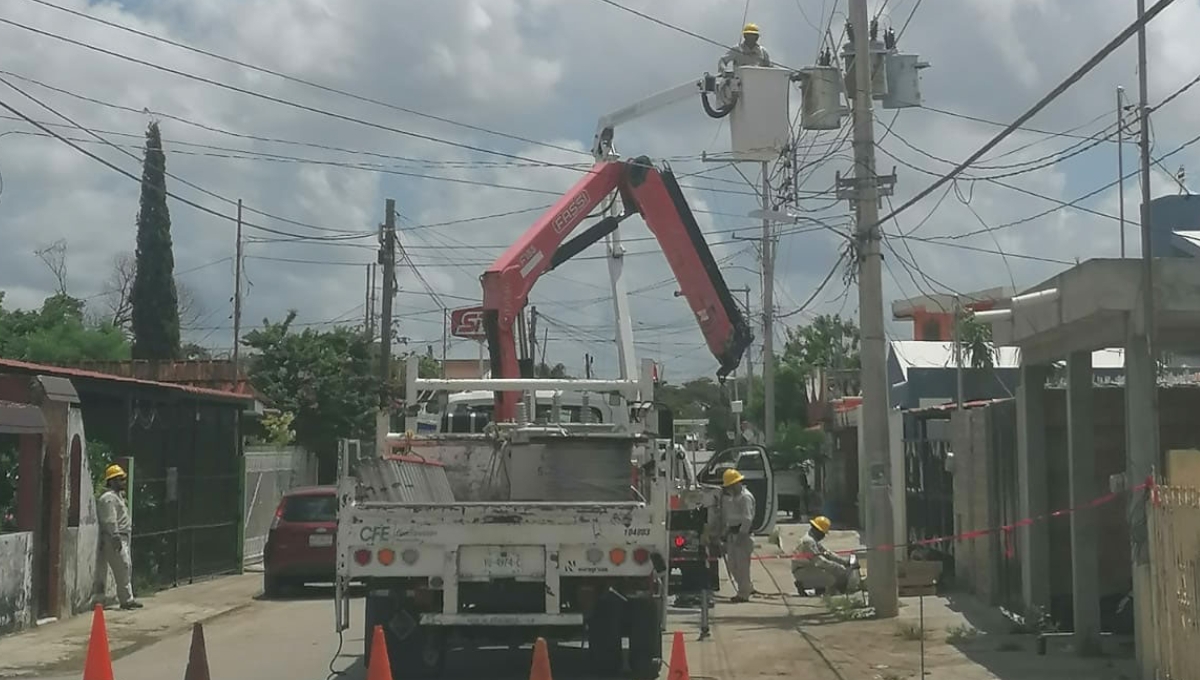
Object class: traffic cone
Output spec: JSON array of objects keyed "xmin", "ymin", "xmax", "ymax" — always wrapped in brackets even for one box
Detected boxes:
[
  {"xmin": 529, "ymin": 637, "xmax": 552, "ymax": 680},
  {"xmin": 82, "ymin": 603, "xmax": 114, "ymax": 680},
  {"xmin": 183, "ymin": 622, "xmax": 211, "ymax": 680},
  {"xmin": 367, "ymin": 625, "xmax": 392, "ymax": 680},
  {"xmin": 666, "ymin": 630, "xmax": 690, "ymax": 680}
]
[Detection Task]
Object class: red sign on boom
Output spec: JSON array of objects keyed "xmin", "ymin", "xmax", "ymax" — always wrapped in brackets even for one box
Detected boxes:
[{"xmin": 449, "ymin": 306, "xmax": 487, "ymax": 340}]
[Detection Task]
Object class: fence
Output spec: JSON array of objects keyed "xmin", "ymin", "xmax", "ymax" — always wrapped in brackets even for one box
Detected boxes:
[
  {"xmin": 1149, "ymin": 485, "xmax": 1200, "ymax": 680},
  {"xmin": 242, "ymin": 446, "xmax": 317, "ymax": 566}
]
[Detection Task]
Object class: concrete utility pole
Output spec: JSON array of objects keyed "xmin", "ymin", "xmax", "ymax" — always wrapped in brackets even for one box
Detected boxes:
[
  {"xmin": 761, "ymin": 162, "xmax": 776, "ymax": 447},
  {"xmin": 1117, "ymin": 86, "xmax": 1127, "ymax": 259},
  {"xmin": 849, "ymin": 0, "xmax": 898, "ymax": 618},
  {"xmin": 953, "ymin": 295, "xmax": 964, "ymax": 409},
  {"xmin": 379, "ymin": 199, "xmax": 397, "ymax": 411},
  {"xmin": 232, "ymin": 199, "xmax": 243, "ymax": 367}
]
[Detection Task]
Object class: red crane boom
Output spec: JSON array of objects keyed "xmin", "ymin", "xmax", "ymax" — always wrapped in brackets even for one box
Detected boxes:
[{"xmin": 480, "ymin": 156, "xmax": 752, "ymax": 422}]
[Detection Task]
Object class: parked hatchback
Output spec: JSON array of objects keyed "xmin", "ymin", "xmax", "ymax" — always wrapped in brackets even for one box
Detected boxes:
[{"xmin": 262, "ymin": 485, "xmax": 337, "ymax": 597}]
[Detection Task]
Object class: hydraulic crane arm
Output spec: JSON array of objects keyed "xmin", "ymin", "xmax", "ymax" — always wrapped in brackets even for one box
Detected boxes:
[{"xmin": 481, "ymin": 157, "xmax": 752, "ymax": 422}]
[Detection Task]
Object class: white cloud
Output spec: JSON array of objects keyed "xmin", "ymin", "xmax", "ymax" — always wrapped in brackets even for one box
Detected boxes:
[{"xmin": 1, "ymin": 0, "xmax": 1199, "ymax": 379}]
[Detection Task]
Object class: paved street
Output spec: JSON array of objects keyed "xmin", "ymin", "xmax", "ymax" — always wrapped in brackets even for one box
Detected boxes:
[{"xmin": 5, "ymin": 530, "xmax": 1137, "ymax": 680}]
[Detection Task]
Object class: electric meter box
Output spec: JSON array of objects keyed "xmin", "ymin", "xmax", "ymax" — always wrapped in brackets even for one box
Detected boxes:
[
  {"xmin": 882, "ymin": 52, "xmax": 930, "ymax": 110},
  {"xmin": 729, "ymin": 66, "xmax": 793, "ymax": 162},
  {"xmin": 799, "ymin": 66, "xmax": 844, "ymax": 130}
]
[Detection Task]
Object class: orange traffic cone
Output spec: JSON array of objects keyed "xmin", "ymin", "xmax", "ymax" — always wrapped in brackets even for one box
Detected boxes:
[
  {"xmin": 666, "ymin": 630, "xmax": 690, "ymax": 680},
  {"xmin": 183, "ymin": 622, "xmax": 211, "ymax": 680},
  {"xmin": 529, "ymin": 637, "xmax": 552, "ymax": 680},
  {"xmin": 367, "ymin": 625, "xmax": 392, "ymax": 680},
  {"xmin": 82, "ymin": 603, "xmax": 114, "ymax": 680}
]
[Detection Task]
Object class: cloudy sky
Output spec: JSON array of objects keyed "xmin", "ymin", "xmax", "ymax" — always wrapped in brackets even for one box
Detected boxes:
[{"xmin": 0, "ymin": 0, "xmax": 1198, "ymax": 381}]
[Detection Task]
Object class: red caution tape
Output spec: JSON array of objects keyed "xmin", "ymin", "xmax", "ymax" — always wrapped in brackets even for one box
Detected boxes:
[{"xmin": 671, "ymin": 476, "xmax": 1156, "ymax": 564}]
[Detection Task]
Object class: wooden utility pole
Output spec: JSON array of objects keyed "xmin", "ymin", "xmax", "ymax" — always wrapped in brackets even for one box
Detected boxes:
[
  {"xmin": 232, "ymin": 199, "xmax": 243, "ymax": 367},
  {"xmin": 378, "ymin": 200, "xmax": 397, "ymax": 410}
]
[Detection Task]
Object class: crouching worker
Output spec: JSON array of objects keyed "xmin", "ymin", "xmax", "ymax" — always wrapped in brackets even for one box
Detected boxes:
[{"xmin": 791, "ymin": 515, "xmax": 852, "ymax": 595}]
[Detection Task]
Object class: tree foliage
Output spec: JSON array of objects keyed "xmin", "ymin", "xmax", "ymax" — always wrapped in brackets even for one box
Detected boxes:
[
  {"xmin": 0, "ymin": 292, "xmax": 129, "ymax": 363},
  {"xmin": 104, "ymin": 251, "xmax": 203, "ymax": 333},
  {"xmin": 783, "ymin": 313, "xmax": 860, "ymax": 370},
  {"xmin": 956, "ymin": 313, "xmax": 995, "ymax": 369},
  {"xmin": 535, "ymin": 362, "xmax": 570, "ymax": 378},
  {"xmin": 130, "ymin": 121, "xmax": 181, "ymax": 360},
  {"xmin": 241, "ymin": 311, "xmax": 377, "ymax": 478}
]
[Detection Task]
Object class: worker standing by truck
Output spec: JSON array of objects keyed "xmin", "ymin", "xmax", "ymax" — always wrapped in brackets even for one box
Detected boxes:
[{"xmin": 720, "ymin": 468, "xmax": 756, "ymax": 602}]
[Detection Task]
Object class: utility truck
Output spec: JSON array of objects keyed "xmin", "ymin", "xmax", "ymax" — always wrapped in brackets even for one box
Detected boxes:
[{"xmin": 335, "ymin": 359, "xmax": 672, "ymax": 679}]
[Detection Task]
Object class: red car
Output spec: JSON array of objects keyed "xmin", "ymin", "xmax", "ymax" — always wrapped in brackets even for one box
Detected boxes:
[{"xmin": 262, "ymin": 485, "xmax": 337, "ymax": 597}]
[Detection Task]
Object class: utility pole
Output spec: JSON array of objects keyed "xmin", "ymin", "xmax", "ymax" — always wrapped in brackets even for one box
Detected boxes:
[
  {"xmin": 364, "ymin": 264, "xmax": 372, "ymax": 332},
  {"xmin": 1132, "ymin": 2, "xmax": 1161, "ymax": 674},
  {"xmin": 379, "ymin": 199, "xmax": 397, "ymax": 411},
  {"xmin": 761, "ymin": 162, "xmax": 776, "ymax": 447},
  {"xmin": 232, "ymin": 199, "xmax": 243, "ymax": 367},
  {"xmin": 849, "ymin": 0, "xmax": 898, "ymax": 618},
  {"xmin": 441, "ymin": 309, "xmax": 449, "ymax": 379},
  {"xmin": 953, "ymin": 295, "xmax": 964, "ymax": 409},
  {"xmin": 1117, "ymin": 86, "xmax": 1127, "ymax": 258}
]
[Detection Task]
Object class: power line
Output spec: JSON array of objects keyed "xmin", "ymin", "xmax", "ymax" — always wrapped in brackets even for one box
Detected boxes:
[
  {"xmin": 0, "ymin": 74, "xmax": 370, "ymax": 239},
  {"xmin": 19, "ymin": 0, "xmax": 593, "ymax": 160},
  {"xmin": 0, "ymin": 90, "xmax": 368, "ymax": 243},
  {"xmin": 877, "ymin": 0, "xmax": 1182, "ymax": 227}
]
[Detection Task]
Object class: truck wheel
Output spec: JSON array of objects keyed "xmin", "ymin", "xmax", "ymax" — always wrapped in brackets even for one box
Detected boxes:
[
  {"xmin": 587, "ymin": 597, "xmax": 623, "ymax": 676},
  {"xmin": 628, "ymin": 598, "xmax": 663, "ymax": 680}
]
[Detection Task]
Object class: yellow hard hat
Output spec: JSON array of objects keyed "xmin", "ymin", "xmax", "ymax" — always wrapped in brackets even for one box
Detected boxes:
[
  {"xmin": 103, "ymin": 464, "xmax": 127, "ymax": 482},
  {"xmin": 722, "ymin": 468, "xmax": 745, "ymax": 487},
  {"xmin": 742, "ymin": 22, "xmax": 760, "ymax": 35},
  {"xmin": 810, "ymin": 515, "xmax": 832, "ymax": 533}
]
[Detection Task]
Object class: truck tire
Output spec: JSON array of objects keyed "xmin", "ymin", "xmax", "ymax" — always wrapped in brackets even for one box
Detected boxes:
[
  {"xmin": 587, "ymin": 596, "xmax": 623, "ymax": 676},
  {"xmin": 628, "ymin": 598, "xmax": 663, "ymax": 680},
  {"xmin": 262, "ymin": 572, "xmax": 284, "ymax": 599}
]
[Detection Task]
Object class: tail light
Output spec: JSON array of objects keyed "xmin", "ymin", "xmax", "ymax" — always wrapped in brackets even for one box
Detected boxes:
[
  {"xmin": 353, "ymin": 549, "xmax": 372, "ymax": 566},
  {"xmin": 669, "ymin": 495, "xmax": 681, "ymax": 510},
  {"xmin": 401, "ymin": 548, "xmax": 420, "ymax": 565},
  {"xmin": 673, "ymin": 535, "xmax": 686, "ymax": 548},
  {"xmin": 269, "ymin": 502, "xmax": 285, "ymax": 531},
  {"xmin": 633, "ymin": 548, "xmax": 649, "ymax": 565},
  {"xmin": 377, "ymin": 548, "xmax": 396, "ymax": 566},
  {"xmin": 609, "ymin": 548, "xmax": 627, "ymax": 566}
]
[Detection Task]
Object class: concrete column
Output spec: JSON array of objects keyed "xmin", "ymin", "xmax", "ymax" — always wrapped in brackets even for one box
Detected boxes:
[
  {"xmin": 1125, "ymin": 331, "xmax": 1158, "ymax": 677},
  {"xmin": 1066, "ymin": 351, "xmax": 1101, "ymax": 653},
  {"xmin": 1016, "ymin": 363, "xmax": 1050, "ymax": 612}
]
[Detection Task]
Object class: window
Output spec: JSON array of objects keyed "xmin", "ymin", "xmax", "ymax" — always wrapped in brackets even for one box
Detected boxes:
[
  {"xmin": 736, "ymin": 451, "xmax": 765, "ymax": 471},
  {"xmin": 282, "ymin": 494, "xmax": 337, "ymax": 523}
]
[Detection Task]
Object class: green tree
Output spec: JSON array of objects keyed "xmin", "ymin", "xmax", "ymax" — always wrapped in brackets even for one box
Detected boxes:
[
  {"xmin": 242, "ymin": 311, "xmax": 378, "ymax": 479},
  {"xmin": 535, "ymin": 362, "xmax": 570, "ymax": 378},
  {"xmin": 130, "ymin": 121, "xmax": 181, "ymax": 360},
  {"xmin": 783, "ymin": 313, "xmax": 860, "ymax": 370},
  {"xmin": 0, "ymin": 292, "xmax": 129, "ymax": 362},
  {"xmin": 956, "ymin": 313, "xmax": 995, "ymax": 369}
]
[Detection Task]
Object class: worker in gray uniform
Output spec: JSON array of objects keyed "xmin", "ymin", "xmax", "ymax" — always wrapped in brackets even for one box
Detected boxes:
[
  {"xmin": 97, "ymin": 464, "xmax": 143, "ymax": 610},
  {"xmin": 718, "ymin": 22, "xmax": 772, "ymax": 71},
  {"xmin": 720, "ymin": 468, "xmax": 756, "ymax": 602}
]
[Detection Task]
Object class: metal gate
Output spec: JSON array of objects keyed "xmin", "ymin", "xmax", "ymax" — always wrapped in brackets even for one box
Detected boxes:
[
  {"xmin": 904, "ymin": 414, "xmax": 956, "ymax": 564},
  {"xmin": 242, "ymin": 446, "xmax": 317, "ymax": 566},
  {"xmin": 1149, "ymin": 485, "xmax": 1200, "ymax": 679}
]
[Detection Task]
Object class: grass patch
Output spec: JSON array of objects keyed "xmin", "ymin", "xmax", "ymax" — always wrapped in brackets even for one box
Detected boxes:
[
  {"xmin": 895, "ymin": 620, "xmax": 928, "ymax": 640},
  {"xmin": 945, "ymin": 623, "xmax": 980, "ymax": 644},
  {"xmin": 823, "ymin": 593, "xmax": 874, "ymax": 621}
]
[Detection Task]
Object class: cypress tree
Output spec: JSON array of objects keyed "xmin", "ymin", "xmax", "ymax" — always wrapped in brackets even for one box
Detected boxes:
[{"xmin": 130, "ymin": 121, "xmax": 181, "ymax": 360}]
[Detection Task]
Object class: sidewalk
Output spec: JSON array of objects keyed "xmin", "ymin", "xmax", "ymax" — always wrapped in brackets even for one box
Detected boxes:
[{"xmin": 0, "ymin": 573, "xmax": 260, "ymax": 678}]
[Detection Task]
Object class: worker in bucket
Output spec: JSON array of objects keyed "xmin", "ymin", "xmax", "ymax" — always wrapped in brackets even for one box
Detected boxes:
[
  {"xmin": 720, "ymin": 468, "xmax": 756, "ymax": 602},
  {"xmin": 791, "ymin": 515, "xmax": 853, "ymax": 595},
  {"xmin": 718, "ymin": 22, "xmax": 773, "ymax": 71},
  {"xmin": 97, "ymin": 464, "xmax": 143, "ymax": 610}
]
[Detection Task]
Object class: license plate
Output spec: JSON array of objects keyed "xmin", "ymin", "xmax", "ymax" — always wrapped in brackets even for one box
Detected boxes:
[
  {"xmin": 308, "ymin": 534, "xmax": 333, "ymax": 547},
  {"xmin": 459, "ymin": 545, "xmax": 545, "ymax": 579}
]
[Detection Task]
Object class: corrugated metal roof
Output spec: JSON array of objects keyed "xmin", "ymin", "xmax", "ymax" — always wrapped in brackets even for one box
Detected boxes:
[
  {"xmin": 0, "ymin": 358, "xmax": 255, "ymax": 403},
  {"xmin": 889, "ymin": 341, "xmax": 1128, "ymax": 375},
  {"xmin": 0, "ymin": 400, "xmax": 46, "ymax": 434}
]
